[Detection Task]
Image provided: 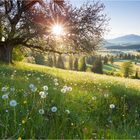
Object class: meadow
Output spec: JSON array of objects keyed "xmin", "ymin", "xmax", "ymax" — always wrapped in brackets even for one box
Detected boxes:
[{"xmin": 0, "ymin": 62, "xmax": 140, "ymax": 139}]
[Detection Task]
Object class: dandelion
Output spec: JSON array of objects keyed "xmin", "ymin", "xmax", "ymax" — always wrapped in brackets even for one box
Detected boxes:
[
  {"xmin": 22, "ymin": 120, "xmax": 26, "ymax": 124},
  {"xmin": 31, "ymin": 87, "xmax": 37, "ymax": 92},
  {"xmin": 18, "ymin": 137, "xmax": 22, "ymax": 140},
  {"xmin": 39, "ymin": 91, "xmax": 45, "ymax": 96},
  {"xmin": 10, "ymin": 100, "xmax": 17, "ymax": 107},
  {"xmin": 29, "ymin": 84, "xmax": 35, "ymax": 89},
  {"xmin": 39, "ymin": 109, "xmax": 45, "ymax": 115},
  {"xmin": 54, "ymin": 78, "xmax": 58, "ymax": 83},
  {"xmin": 41, "ymin": 94, "xmax": 47, "ymax": 99},
  {"xmin": 67, "ymin": 87, "xmax": 72, "ymax": 92},
  {"xmin": 1, "ymin": 87, "xmax": 7, "ymax": 92},
  {"xmin": 39, "ymin": 91, "xmax": 48, "ymax": 98},
  {"xmin": 55, "ymin": 82, "xmax": 59, "ymax": 86},
  {"xmin": 109, "ymin": 104, "xmax": 115, "ymax": 109},
  {"xmin": 43, "ymin": 85, "xmax": 48, "ymax": 91},
  {"xmin": 23, "ymin": 100, "xmax": 27, "ymax": 104},
  {"xmin": 61, "ymin": 88, "xmax": 66, "ymax": 93},
  {"xmin": 65, "ymin": 109, "xmax": 70, "ymax": 114},
  {"xmin": 2, "ymin": 94, "xmax": 9, "ymax": 100},
  {"xmin": 51, "ymin": 106, "xmax": 57, "ymax": 112},
  {"xmin": 63, "ymin": 86, "xmax": 67, "ymax": 90}
]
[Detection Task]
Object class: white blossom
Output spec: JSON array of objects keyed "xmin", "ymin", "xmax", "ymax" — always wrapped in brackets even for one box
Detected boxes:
[
  {"xmin": 2, "ymin": 94, "xmax": 9, "ymax": 100},
  {"xmin": 39, "ymin": 109, "xmax": 45, "ymax": 115},
  {"xmin": 51, "ymin": 106, "xmax": 57, "ymax": 112},
  {"xmin": 110, "ymin": 104, "xmax": 115, "ymax": 109},
  {"xmin": 10, "ymin": 100, "xmax": 17, "ymax": 107}
]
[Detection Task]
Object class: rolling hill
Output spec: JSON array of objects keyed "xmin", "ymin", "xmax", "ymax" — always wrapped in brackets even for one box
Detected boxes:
[
  {"xmin": 103, "ymin": 34, "xmax": 140, "ymax": 50},
  {"xmin": 107, "ymin": 34, "xmax": 140, "ymax": 45},
  {"xmin": 0, "ymin": 62, "xmax": 140, "ymax": 139}
]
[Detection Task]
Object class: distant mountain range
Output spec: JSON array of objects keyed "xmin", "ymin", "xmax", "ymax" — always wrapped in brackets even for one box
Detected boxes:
[{"xmin": 104, "ymin": 34, "xmax": 140, "ymax": 50}]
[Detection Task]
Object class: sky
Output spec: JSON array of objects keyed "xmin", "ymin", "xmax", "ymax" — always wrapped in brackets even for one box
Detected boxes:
[{"xmin": 69, "ymin": 0, "xmax": 140, "ymax": 39}]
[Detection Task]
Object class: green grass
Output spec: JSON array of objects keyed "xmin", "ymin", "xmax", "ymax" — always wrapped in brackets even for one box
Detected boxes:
[{"xmin": 0, "ymin": 62, "xmax": 140, "ymax": 139}]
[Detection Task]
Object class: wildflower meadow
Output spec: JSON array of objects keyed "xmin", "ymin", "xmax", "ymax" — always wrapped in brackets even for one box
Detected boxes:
[{"xmin": 0, "ymin": 62, "xmax": 140, "ymax": 139}]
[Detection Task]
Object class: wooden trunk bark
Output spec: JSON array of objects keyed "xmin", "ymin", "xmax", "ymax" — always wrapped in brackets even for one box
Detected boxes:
[{"xmin": 0, "ymin": 45, "xmax": 13, "ymax": 63}]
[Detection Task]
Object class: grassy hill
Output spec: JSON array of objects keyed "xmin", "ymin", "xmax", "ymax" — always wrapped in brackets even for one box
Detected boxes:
[{"xmin": 0, "ymin": 62, "xmax": 140, "ymax": 139}]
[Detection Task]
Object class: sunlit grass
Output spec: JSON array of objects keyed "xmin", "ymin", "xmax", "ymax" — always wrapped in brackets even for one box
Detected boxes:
[{"xmin": 0, "ymin": 62, "xmax": 140, "ymax": 139}]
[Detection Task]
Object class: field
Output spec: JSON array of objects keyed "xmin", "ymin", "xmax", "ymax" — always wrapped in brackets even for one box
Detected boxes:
[
  {"xmin": 103, "ymin": 59, "xmax": 140, "ymax": 75},
  {"xmin": 0, "ymin": 62, "xmax": 140, "ymax": 139}
]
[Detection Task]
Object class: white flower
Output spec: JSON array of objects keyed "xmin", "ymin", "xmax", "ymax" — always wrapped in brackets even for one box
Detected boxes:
[
  {"xmin": 29, "ymin": 84, "xmax": 35, "ymax": 89},
  {"xmin": 39, "ymin": 109, "xmax": 45, "ymax": 115},
  {"xmin": 41, "ymin": 94, "xmax": 47, "ymax": 99},
  {"xmin": 67, "ymin": 87, "xmax": 72, "ymax": 92},
  {"xmin": 39, "ymin": 91, "xmax": 45, "ymax": 96},
  {"xmin": 55, "ymin": 82, "xmax": 59, "ymax": 86},
  {"xmin": 43, "ymin": 85, "xmax": 48, "ymax": 91},
  {"xmin": 61, "ymin": 88, "xmax": 67, "ymax": 93},
  {"xmin": 31, "ymin": 87, "xmax": 37, "ymax": 92},
  {"xmin": 54, "ymin": 78, "xmax": 58, "ymax": 83},
  {"xmin": 10, "ymin": 100, "xmax": 17, "ymax": 107},
  {"xmin": 1, "ymin": 87, "xmax": 7, "ymax": 92},
  {"xmin": 51, "ymin": 106, "xmax": 57, "ymax": 112},
  {"xmin": 2, "ymin": 94, "xmax": 9, "ymax": 100},
  {"xmin": 109, "ymin": 104, "xmax": 115, "ymax": 109},
  {"xmin": 63, "ymin": 86, "xmax": 68, "ymax": 89},
  {"xmin": 65, "ymin": 110, "xmax": 70, "ymax": 114},
  {"xmin": 39, "ymin": 91, "xmax": 48, "ymax": 98}
]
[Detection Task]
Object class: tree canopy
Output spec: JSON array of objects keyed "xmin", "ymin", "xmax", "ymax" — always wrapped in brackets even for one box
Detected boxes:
[{"xmin": 0, "ymin": 0, "xmax": 108, "ymax": 63}]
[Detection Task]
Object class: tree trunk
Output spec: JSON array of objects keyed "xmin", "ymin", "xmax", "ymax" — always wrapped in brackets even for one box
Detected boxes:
[{"xmin": 0, "ymin": 45, "xmax": 13, "ymax": 63}]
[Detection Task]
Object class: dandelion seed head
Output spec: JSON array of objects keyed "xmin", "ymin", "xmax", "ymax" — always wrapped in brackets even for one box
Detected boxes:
[
  {"xmin": 51, "ymin": 106, "xmax": 57, "ymax": 112},
  {"xmin": 109, "ymin": 104, "xmax": 115, "ymax": 109},
  {"xmin": 2, "ymin": 94, "xmax": 9, "ymax": 100},
  {"xmin": 10, "ymin": 100, "xmax": 17, "ymax": 107},
  {"xmin": 39, "ymin": 109, "xmax": 45, "ymax": 115},
  {"xmin": 43, "ymin": 85, "xmax": 48, "ymax": 91},
  {"xmin": 1, "ymin": 87, "xmax": 7, "ymax": 92}
]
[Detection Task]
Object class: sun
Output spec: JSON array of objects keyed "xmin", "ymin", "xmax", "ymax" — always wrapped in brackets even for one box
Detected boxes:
[{"xmin": 52, "ymin": 24, "xmax": 63, "ymax": 36}]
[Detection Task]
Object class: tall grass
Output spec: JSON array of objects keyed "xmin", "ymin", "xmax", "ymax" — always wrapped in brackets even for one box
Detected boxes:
[{"xmin": 0, "ymin": 62, "xmax": 140, "ymax": 139}]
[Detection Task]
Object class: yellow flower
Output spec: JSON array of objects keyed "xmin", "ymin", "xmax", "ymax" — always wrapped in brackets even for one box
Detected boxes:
[
  {"xmin": 23, "ymin": 101, "xmax": 27, "ymax": 104},
  {"xmin": 18, "ymin": 137, "xmax": 22, "ymax": 140},
  {"xmin": 22, "ymin": 120, "xmax": 26, "ymax": 124}
]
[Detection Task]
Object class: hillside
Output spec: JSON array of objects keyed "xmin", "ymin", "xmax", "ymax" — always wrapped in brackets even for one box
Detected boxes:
[
  {"xmin": 0, "ymin": 62, "xmax": 140, "ymax": 139},
  {"xmin": 107, "ymin": 34, "xmax": 140, "ymax": 45},
  {"xmin": 103, "ymin": 34, "xmax": 140, "ymax": 50}
]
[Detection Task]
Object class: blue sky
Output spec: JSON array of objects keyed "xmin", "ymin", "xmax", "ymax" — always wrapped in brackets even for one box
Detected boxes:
[{"xmin": 69, "ymin": 0, "xmax": 140, "ymax": 39}]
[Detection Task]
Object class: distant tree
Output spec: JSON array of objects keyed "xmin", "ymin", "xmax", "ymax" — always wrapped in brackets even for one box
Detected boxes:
[
  {"xmin": 53, "ymin": 53, "xmax": 57, "ymax": 67},
  {"xmin": 33, "ymin": 52, "xmax": 46, "ymax": 65},
  {"xmin": 92, "ymin": 57, "xmax": 103, "ymax": 74},
  {"xmin": 110, "ymin": 56, "xmax": 114, "ymax": 64},
  {"xmin": 78, "ymin": 57, "xmax": 86, "ymax": 71},
  {"xmin": 121, "ymin": 61, "xmax": 133, "ymax": 77},
  {"xmin": 74, "ymin": 57, "xmax": 79, "ymax": 71},
  {"xmin": 104, "ymin": 56, "xmax": 108, "ymax": 64},
  {"xmin": 135, "ymin": 68, "xmax": 139, "ymax": 79},
  {"xmin": 57, "ymin": 55, "xmax": 65, "ymax": 69},
  {"xmin": 69, "ymin": 56, "xmax": 73, "ymax": 70},
  {"xmin": 47, "ymin": 55, "xmax": 53, "ymax": 67}
]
